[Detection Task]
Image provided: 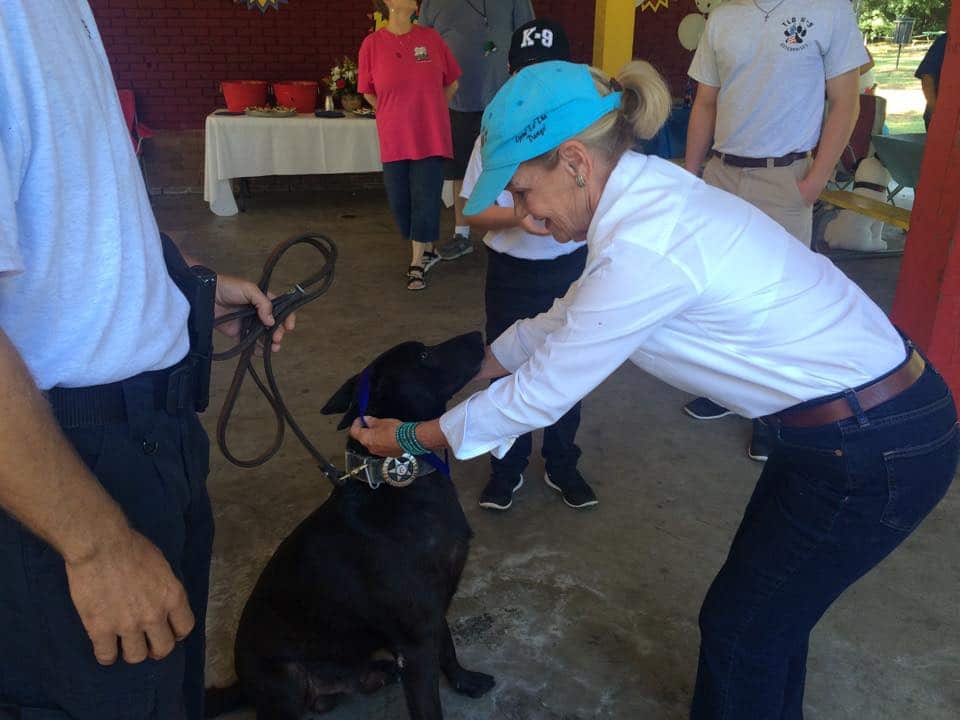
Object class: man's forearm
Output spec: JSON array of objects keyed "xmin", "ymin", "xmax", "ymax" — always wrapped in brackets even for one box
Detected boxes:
[
  {"xmin": 920, "ymin": 75, "xmax": 937, "ymax": 108},
  {"xmin": 807, "ymin": 72, "xmax": 859, "ymax": 191},
  {"xmin": 0, "ymin": 330, "xmax": 128, "ymax": 563},
  {"xmin": 684, "ymin": 99, "xmax": 716, "ymax": 174}
]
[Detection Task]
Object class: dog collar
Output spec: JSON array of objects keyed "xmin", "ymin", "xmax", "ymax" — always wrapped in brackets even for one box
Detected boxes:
[
  {"xmin": 353, "ymin": 368, "xmax": 451, "ymax": 479},
  {"xmin": 344, "ymin": 449, "xmax": 437, "ymax": 490},
  {"xmin": 853, "ymin": 180, "xmax": 888, "ymax": 194}
]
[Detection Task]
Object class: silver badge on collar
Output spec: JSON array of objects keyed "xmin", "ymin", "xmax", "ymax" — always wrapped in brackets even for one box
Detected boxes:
[{"xmin": 382, "ymin": 453, "xmax": 419, "ymax": 487}]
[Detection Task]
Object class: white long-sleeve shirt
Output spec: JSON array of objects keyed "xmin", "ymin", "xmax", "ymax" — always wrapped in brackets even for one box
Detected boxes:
[{"xmin": 440, "ymin": 152, "xmax": 905, "ymax": 459}]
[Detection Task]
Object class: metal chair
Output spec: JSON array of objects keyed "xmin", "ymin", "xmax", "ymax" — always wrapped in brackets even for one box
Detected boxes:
[{"xmin": 870, "ymin": 133, "xmax": 926, "ymax": 204}]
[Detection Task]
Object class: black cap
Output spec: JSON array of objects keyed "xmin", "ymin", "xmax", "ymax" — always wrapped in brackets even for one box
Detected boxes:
[{"xmin": 508, "ymin": 19, "xmax": 571, "ymax": 73}]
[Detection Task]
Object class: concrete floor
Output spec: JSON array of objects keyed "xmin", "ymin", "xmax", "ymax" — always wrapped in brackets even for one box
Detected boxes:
[{"xmin": 154, "ymin": 188, "xmax": 959, "ymax": 720}]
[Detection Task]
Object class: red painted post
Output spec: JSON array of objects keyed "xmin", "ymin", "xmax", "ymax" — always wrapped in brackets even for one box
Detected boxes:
[{"xmin": 891, "ymin": 5, "xmax": 960, "ymax": 412}]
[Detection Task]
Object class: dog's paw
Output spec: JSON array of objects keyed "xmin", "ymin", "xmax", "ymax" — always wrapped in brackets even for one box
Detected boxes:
[
  {"xmin": 359, "ymin": 659, "xmax": 401, "ymax": 693},
  {"xmin": 450, "ymin": 669, "xmax": 496, "ymax": 698}
]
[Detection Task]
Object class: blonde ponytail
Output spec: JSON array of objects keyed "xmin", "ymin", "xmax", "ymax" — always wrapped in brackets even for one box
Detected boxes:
[
  {"xmin": 528, "ymin": 59, "xmax": 673, "ymax": 169},
  {"xmin": 565, "ymin": 60, "xmax": 672, "ymax": 161},
  {"xmin": 614, "ymin": 60, "xmax": 671, "ymax": 141}
]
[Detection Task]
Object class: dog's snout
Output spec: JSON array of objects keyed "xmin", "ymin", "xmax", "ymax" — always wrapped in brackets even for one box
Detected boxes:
[{"xmin": 428, "ymin": 331, "xmax": 484, "ymax": 355}]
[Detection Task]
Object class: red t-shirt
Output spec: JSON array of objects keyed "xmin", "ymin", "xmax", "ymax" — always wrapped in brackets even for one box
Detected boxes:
[{"xmin": 358, "ymin": 26, "xmax": 461, "ymax": 163}]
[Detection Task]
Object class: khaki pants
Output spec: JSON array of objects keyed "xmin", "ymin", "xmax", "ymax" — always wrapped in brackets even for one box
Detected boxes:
[{"xmin": 703, "ymin": 155, "xmax": 813, "ymax": 247}]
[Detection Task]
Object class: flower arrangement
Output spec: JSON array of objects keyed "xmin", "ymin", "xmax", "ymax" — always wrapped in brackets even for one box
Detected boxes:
[{"xmin": 326, "ymin": 57, "xmax": 359, "ymax": 98}]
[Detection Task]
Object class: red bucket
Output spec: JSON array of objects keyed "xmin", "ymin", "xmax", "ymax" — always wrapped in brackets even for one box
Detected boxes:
[
  {"xmin": 221, "ymin": 80, "xmax": 268, "ymax": 112},
  {"xmin": 273, "ymin": 81, "xmax": 319, "ymax": 113}
]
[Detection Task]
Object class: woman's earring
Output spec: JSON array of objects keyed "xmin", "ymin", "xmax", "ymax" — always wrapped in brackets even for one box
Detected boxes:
[{"xmin": 575, "ymin": 174, "xmax": 586, "ymax": 188}]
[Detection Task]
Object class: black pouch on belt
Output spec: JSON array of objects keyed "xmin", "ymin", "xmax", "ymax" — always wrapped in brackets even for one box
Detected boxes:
[{"xmin": 160, "ymin": 232, "xmax": 217, "ymax": 412}]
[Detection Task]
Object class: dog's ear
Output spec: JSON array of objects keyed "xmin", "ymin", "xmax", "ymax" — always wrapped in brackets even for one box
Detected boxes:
[{"xmin": 321, "ymin": 374, "xmax": 360, "ymax": 430}]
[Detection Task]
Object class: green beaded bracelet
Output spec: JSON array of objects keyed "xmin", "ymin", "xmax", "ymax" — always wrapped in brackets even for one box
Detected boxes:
[{"xmin": 395, "ymin": 421, "xmax": 428, "ymax": 456}]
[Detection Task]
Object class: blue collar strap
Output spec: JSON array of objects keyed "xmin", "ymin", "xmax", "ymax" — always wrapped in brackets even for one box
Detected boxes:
[
  {"xmin": 357, "ymin": 368, "xmax": 371, "ymax": 429},
  {"xmin": 354, "ymin": 368, "xmax": 450, "ymax": 479},
  {"xmin": 421, "ymin": 449, "xmax": 450, "ymax": 477}
]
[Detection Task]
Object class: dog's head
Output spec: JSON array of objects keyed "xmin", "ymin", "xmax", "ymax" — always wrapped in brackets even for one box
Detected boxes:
[
  {"xmin": 853, "ymin": 156, "xmax": 892, "ymax": 198},
  {"xmin": 321, "ymin": 331, "xmax": 485, "ymax": 430}
]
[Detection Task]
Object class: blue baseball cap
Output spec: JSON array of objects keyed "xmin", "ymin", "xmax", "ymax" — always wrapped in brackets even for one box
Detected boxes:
[{"xmin": 464, "ymin": 61, "xmax": 622, "ymax": 216}]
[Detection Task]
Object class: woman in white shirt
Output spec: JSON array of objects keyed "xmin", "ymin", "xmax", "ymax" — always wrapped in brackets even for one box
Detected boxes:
[{"xmin": 351, "ymin": 60, "xmax": 958, "ymax": 717}]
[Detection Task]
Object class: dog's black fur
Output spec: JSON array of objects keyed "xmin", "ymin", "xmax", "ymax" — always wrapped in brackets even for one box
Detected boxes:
[{"xmin": 225, "ymin": 332, "xmax": 494, "ymax": 720}]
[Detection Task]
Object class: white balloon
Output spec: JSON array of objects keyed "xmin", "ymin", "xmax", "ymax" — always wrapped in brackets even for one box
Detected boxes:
[{"xmin": 678, "ymin": 13, "xmax": 707, "ymax": 51}]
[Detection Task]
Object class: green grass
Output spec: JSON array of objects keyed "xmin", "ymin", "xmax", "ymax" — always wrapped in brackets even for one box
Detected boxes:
[
  {"xmin": 885, "ymin": 113, "xmax": 926, "ymax": 134},
  {"xmin": 869, "ymin": 40, "xmax": 929, "ymax": 89},
  {"xmin": 867, "ymin": 40, "xmax": 930, "ymax": 135}
]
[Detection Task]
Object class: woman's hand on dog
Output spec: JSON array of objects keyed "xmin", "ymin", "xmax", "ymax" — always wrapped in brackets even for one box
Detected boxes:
[
  {"xmin": 350, "ymin": 417, "xmax": 450, "ymax": 458},
  {"xmin": 349, "ymin": 417, "xmax": 403, "ymax": 456}
]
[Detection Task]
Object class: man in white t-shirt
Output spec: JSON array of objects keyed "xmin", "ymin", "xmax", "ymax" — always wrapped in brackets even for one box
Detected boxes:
[
  {"xmin": 687, "ymin": 1, "xmax": 866, "ymax": 246},
  {"xmin": 460, "ymin": 19, "xmax": 597, "ymax": 511},
  {"xmin": 683, "ymin": 0, "xmax": 868, "ymax": 458},
  {"xmin": 0, "ymin": 3, "xmax": 292, "ymax": 718}
]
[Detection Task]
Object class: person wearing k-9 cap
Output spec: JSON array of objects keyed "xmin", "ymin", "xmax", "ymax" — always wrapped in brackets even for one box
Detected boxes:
[
  {"xmin": 350, "ymin": 58, "xmax": 958, "ymax": 717},
  {"xmin": 461, "ymin": 18, "xmax": 597, "ymax": 512}
]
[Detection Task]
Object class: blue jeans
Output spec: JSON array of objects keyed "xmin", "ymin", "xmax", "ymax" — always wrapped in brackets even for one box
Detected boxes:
[
  {"xmin": 382, "ymin": 156, "xmax": 446, "ymax": 245},
  {"xmin": 692, "ymin": 356, "xmax": 958, "ymax": 719},
  {"xmin": 0, "ymin": 373, "xmax": 213, "ymax": 720},
  {"xmin": 485, "ymin": 246, "xmax": 587, "ymax": 477}
]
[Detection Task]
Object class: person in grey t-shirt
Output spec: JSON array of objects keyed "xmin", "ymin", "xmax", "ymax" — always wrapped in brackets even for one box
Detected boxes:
[
  {"xmin": 682, "ymin": 0, "xmax": 867, "ymax": 460},
  {"xmin": 418, "ymin": 0, "xmax": 534, "ymax": 260}
]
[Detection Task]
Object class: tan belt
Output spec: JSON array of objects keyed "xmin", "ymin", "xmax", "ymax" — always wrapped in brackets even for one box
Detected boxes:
[{"xmin": 772, "ymin": 351, "xmax": 925, "ymax": 428}]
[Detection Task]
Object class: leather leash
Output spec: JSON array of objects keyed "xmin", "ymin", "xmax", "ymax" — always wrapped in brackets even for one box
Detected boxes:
[{"xmin": 212, "ymin": 232, "xmax": 343, "ymax": 484}]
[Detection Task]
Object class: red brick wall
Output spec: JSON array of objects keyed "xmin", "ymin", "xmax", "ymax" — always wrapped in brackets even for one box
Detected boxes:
[
  {"xmin": 90, "ymin": 0, "xmax": 375, "ymax": 130},
  {"xmin": 90, "ymin": 0, "xmax": 693, "ymax": 130},
  {"xmin": 634, "ymin": 2, "xmax": 698, "ymax": 97}
]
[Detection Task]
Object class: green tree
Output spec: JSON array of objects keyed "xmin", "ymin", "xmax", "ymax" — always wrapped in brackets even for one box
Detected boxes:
[{"xmin": 858, "ymin": 0, "xmax": 949, "ymax": 38}]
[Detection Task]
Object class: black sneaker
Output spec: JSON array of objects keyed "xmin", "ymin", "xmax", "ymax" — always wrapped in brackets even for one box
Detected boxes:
[
  {"xmin": 544, "ymin": 470, "xmax": 598, "ymax": 509},
  {"xmin": 436, "ymin": 233, "xmax": 474, "ymax": 261},
  {"xmin": 747, "ymin": 422, "xmax": 771, "ymax": 462},
  {"xmin": 479, "ymin": 474, "xmax": 523, "ymax": 511},
  {"xmin": 684, "ymin": 397, "xmax": 733, "ymax": 420}
]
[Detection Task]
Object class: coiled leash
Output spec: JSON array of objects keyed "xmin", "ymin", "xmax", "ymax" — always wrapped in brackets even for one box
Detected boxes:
[{"xmin": 212, "ymin": 233, "xmax": 343, "ymax": 483}]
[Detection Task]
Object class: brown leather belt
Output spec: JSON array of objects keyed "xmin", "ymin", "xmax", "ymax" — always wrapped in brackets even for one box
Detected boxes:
[
  {"xmin": 772, "ymin": 350, "xmax": 925, "ymax": 428},
  {"xmin": 711, "ymin": 149, "xmax": 810, "ymax": 168}
]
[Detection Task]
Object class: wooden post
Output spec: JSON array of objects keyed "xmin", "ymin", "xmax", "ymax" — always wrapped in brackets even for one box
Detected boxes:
[
  {"xmin": 593, "ymin": 0, "xmax": 636, "ymax": 76},
  {"xmin": 891, "ymin": 6, "xmax": 960, "ymax": 411}
]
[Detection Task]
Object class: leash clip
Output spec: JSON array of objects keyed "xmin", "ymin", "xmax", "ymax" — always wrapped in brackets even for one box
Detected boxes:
[{"xmin": 337, "ymin": 461, "xmax": 372, "ymax": 486}]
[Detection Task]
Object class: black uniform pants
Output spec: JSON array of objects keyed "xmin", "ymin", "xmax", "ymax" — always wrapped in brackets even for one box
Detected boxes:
[
  {"xmin": 0, "ymin": 370, "xmax": 213, "ymax": 720},
  {"xmin": 484, "ymin": 245, "xmax": 587, "ymax": 478}
]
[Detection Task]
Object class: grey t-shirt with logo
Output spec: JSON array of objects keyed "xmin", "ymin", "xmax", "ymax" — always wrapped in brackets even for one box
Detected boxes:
[
  {"xmin": 418, "ymin": 0, "xmax": 535, "ymax": 112},
  {"xmin": 688, "ymin": 0, "xmax": 868, "ymax": 157}
]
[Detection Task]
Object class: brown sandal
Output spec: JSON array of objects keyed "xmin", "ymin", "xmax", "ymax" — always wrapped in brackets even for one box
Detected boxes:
[{"xmin": 406, "ymin": 265, "xmax": 426, "ymax": 291}]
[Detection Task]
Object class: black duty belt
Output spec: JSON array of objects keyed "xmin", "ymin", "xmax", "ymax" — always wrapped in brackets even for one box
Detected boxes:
[
  {"xmin": 711, "ymin": 149, "xmax": 810, "ymax": 168},
  {"xmin": 45, "ymin": 357, "xmax": 198, "ymax": 429}
]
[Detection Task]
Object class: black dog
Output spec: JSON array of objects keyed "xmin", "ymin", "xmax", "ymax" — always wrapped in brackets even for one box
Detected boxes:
[{"xmin": 229, "ymin": 332, "xmax": 495, "ymax": 719}]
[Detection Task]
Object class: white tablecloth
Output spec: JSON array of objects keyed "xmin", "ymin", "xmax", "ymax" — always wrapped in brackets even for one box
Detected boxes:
[{"xmin": 203, "ymin": 111, "xmax": 382, "ymax": 216}]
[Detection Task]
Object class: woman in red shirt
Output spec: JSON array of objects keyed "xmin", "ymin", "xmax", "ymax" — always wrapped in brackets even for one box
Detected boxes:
[{"xmin": 360, "ymin": 0, "xmax": 461, "ymax": 290}]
